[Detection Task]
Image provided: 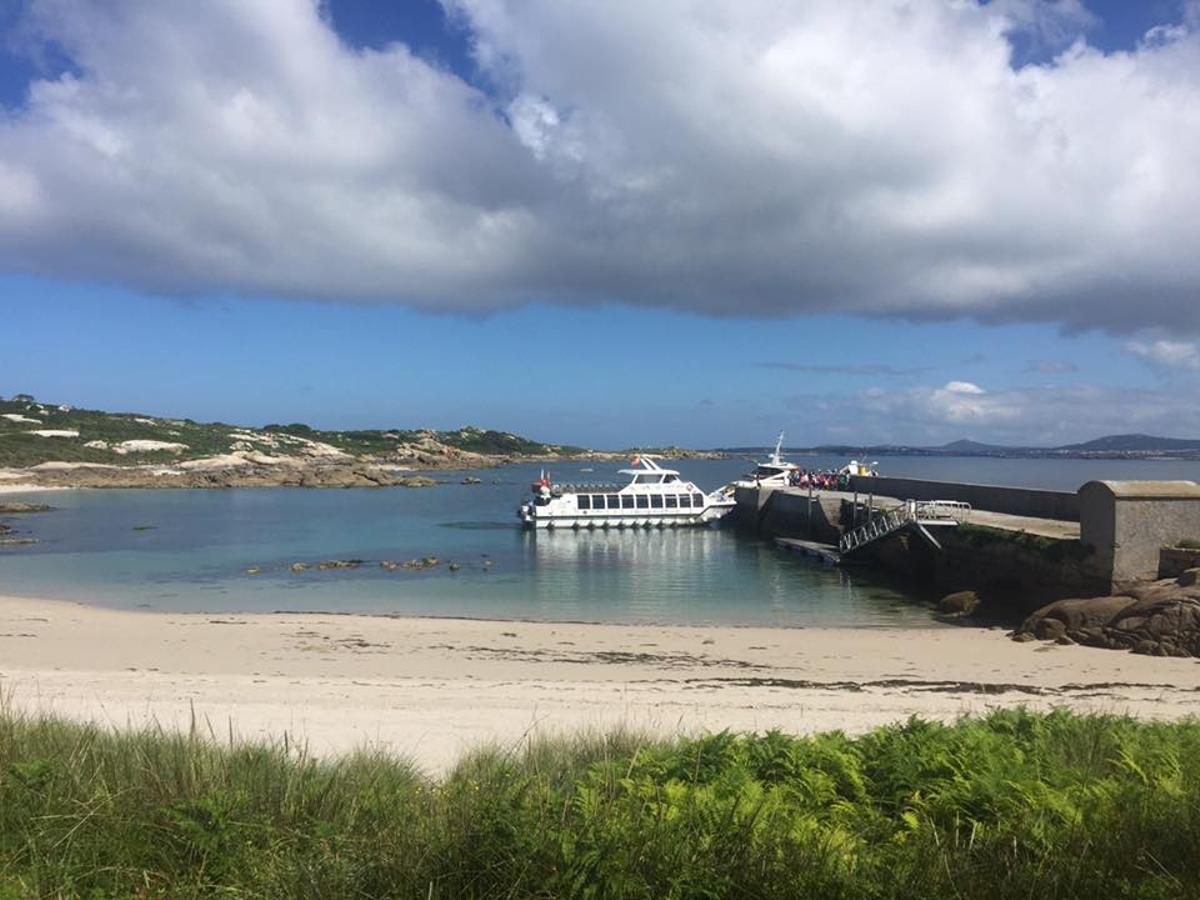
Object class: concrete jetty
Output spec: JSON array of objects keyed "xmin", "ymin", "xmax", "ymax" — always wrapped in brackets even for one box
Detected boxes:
[
  {"xmin": 737, "ymin": 476, "xmax": 1200, "ymax": 614},
  {"xmin": 734, "ymin": 487, "xmax": 1084, "ymax": 542}
]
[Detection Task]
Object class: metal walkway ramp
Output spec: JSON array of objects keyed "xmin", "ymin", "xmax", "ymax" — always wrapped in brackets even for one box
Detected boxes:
[{"xmin": 838, "ymin": 500, "xmax": 971, "ymax": 555}]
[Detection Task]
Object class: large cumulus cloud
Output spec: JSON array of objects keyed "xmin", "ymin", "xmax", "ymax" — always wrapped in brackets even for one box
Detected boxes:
[{"xmin": 2, "ymin": 0, "xmax": 1199, "ymax": 329}]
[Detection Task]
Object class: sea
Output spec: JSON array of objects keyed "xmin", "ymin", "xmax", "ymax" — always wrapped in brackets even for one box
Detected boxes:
[{"xmin": 2, "ymin": 456, "xmax": 1198, "ymax": 627}]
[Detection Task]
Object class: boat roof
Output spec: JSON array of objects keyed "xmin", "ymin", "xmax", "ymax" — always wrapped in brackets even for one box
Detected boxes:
[{"xmin": 618, "ymin": 456, "xmax": 681, "ymax": 477}]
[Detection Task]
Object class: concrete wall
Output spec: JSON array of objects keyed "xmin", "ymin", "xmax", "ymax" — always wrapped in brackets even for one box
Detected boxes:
[
  {"xmin": 1079, "ymin": 481, "xmax": 1200, "ymax": 586},
  {"xmin": 735, "ymin": 481, "xmax": 1108, "ymax": 611},
  {"xmin": 733, "ymin": 484, "xmax": 843, "ymax": 544},
  {"xmin": 847, "ymin": 475, "xmax": 1079, "ymax": 521},
  {"xmin": 1077, "ymin": 483, "xmax": 1116, "ymax": 582}
]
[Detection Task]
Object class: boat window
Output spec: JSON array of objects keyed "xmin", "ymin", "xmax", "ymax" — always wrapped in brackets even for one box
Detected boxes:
[
  {"xmin": 665, "ymin": 474, "xmax": 678, "ymax": 483},
  {"xmin": 606, "ymin": 494, "xmax": 621, "ymax": 508},
  {"xmin": 679, "ymin": 494, "xmax": 692, "ymax": 508},
  {"xmin": 650, "ymin": 495, "xmax": 664, "ymax": 508},
  {"xmin": 634, "ymin": 474, "xmax": 663, "ymax": 484},
  {"xmin": 592, "ymin": 495, "xmax": 605, "ymax": 508},
  {"xmin": 577, "ymin": 494, "xmax": 591, "ymax": 510},
  {"xmin": 636, "ymin": 495, "xmax": 649, "ymax": 509},
  {"xmin": 621, "ymin": 495, "xmax": 634, "ymax": 509},
  {"xmin": 665, "ymin": 495, "xmax": 678, "ymax": 508},
  {"xmin": 692, "ymin": 493, "xmax": 704, "ymax": 505}
]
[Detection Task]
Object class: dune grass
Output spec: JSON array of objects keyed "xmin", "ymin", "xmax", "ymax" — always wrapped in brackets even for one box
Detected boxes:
[{"xmin": 2, "ymin": 708, "xmax": 1199, "ymax": 897}]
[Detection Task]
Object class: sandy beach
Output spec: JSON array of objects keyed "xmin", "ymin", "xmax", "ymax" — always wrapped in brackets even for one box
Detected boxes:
[{"xmin": 2, "ymin": 594, "xmax": 1199, "ymax": 773}]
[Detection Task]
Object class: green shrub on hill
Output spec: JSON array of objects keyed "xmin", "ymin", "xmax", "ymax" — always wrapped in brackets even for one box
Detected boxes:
[{"xmin": 0, "ymin": 396, "xmax": 572, "ymax": 467}]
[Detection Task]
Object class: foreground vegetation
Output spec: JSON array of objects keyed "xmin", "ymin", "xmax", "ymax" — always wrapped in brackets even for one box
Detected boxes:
[{"xmin": 3, "ymin": 710, "xmax": 1199, "ymax": 897}]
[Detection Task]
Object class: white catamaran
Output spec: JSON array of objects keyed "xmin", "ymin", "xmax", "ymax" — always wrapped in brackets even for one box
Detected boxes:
[{"xmin": 518, "ymin": 457, "xmax": 735, "ymax": 529}]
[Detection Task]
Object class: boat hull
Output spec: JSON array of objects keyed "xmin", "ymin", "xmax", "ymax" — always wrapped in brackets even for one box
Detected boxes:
[{"xmin": 519, "ymin": 504, "xmax": 734, "ymax": 530}]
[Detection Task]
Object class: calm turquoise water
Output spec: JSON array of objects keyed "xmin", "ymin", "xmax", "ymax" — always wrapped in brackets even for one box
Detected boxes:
[{"xmin": 2, "ymin": 456, "xmax": 1197, "ymax": 626}]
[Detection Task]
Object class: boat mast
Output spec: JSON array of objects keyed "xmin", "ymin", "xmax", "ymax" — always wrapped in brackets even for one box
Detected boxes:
[{"xmin": 770, "ymin": 431, "xmax": 785, "ymax": 466}]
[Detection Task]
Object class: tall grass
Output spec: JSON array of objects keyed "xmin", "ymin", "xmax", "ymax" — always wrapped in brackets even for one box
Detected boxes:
[{"xmin": 2, "ymin": 708, "xmax": 1199, "ymax": 897}]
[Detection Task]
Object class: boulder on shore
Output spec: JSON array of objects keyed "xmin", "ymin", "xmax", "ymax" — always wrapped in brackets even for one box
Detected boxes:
[
  {"xmin": 938, "ymin": 590, "xmax": 980, "ymax": 618},
  {"xmin": 1012, "ymin": 572, "xmax": 1200, "ymax": 656}
]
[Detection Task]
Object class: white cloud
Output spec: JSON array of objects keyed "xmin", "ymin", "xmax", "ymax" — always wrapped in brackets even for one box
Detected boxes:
[
  {"xmin": 0, "ymin": 0, "xmax": 1199, "ymax": 329},
  {"xmin": 796, "ymin": 380, "xmax": 1200, "ymax": 445},
  {"xmin": 1127, "ymin": 339, "xmax": 1200, "ymax": 371},
  {"xmin": 942, "ymin": 381, "xmax": 986, "ymax": 395}
]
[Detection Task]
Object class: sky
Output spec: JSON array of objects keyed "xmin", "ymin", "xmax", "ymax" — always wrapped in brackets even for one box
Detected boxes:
[{"xmin": 1, "ymin": 0, "xmax": 1199, "ymax": 448}]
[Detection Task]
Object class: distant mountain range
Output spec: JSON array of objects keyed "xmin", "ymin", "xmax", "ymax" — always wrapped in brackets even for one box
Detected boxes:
[{"xmin": 722, "ymin": 434, "xmax": 1200, "ymax": 461}]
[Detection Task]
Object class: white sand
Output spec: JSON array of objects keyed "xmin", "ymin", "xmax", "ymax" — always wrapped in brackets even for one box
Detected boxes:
[{"xmin": 3, "ymin": 595, "xmax": 1200, "ymax": 773}]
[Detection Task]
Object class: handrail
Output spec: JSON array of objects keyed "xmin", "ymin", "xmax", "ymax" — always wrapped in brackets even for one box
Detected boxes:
[{"xmin": 838, "ymin": 499, "xmax": 971, "ymax": 554}]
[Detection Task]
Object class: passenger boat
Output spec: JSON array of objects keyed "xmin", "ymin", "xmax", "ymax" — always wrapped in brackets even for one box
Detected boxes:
[
  {"xmin": 518, "ymin": 457, "xmax": 736, "ymax": 529},
  {"xmin": 727, "ymin": 432, "xmax": 802, "ymax": 490}
]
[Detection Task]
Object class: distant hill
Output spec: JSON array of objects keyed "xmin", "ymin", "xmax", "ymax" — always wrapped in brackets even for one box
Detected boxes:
[
  {"xmin": 741, "ymin": 433, "xmax": 1200, "ymax": 461},
  {"xmin": 935, "ymin": 439, "xmax": 1024, "ymax": 454},
  {"xmin": 1054, "ymin": 434, "xmax": 1200, "ymax": 453}
]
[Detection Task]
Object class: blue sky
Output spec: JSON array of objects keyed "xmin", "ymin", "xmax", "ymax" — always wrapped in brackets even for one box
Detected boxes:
[{"xmin": 2, "ymin": 1, "xmax": 1199, "ymax": 448}]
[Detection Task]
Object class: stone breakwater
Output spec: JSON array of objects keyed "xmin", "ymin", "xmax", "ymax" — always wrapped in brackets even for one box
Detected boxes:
[{"xmin": 1012, "ymin": 569, "xmax": 1200, "ymax": 657}]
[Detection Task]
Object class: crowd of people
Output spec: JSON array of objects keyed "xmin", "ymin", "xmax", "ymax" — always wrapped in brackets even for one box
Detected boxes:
[{"xmin": 787, "ymin": 468, "xmax": 850, "ymax": 491}]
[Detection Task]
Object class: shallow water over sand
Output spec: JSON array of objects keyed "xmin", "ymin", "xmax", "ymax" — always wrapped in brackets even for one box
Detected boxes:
[{"xmin": 2, "ymin": 456, "xmax": 1196, "ymax": 625}]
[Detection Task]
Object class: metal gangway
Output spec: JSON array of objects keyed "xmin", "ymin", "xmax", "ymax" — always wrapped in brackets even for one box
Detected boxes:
[{"xmin": 838, "ymin": 500, "xmax": 971, "ymax": 555}]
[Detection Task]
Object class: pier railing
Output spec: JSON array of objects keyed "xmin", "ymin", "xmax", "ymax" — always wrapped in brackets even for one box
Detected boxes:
[{"xmin": 839, "ymin": 500, "xmax": 971, "ymax": 554}]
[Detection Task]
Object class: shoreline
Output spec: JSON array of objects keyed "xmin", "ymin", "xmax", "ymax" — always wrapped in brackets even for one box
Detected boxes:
[
  {"xmin": 0, "ymin": 483, "xmax": 69, "ymax": 494},
  {"xmin": 0, "ymin": 451, "xmax": 727, "ymax": 492},
  {"xmin": 4, "ymin": 593, "xmax": 1200, "ymax": 773}
]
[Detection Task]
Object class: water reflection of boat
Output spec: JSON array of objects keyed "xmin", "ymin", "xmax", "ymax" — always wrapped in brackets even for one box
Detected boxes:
[{"xmin": 518, "ymin": 457, "xmax": 735, "ymax": 529}]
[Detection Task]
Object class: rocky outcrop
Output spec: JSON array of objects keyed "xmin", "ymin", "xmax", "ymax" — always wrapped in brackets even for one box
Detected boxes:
[
  {"xmin": 0, "ymin": 502, "xmax": 53, "ymax": 513},
  {"xmin": 1012, "ymin": 569, "xmax": 1200, "ymax": 656},
  {"xmin": 1, "ymin": 461, "xmax": 440, "ymax": 490},
  {"xmin": 938, "ymin": 590, "xmax": 980, "ymax": 618}
]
